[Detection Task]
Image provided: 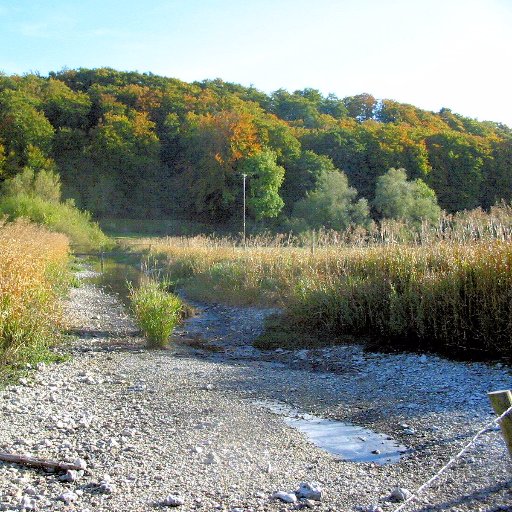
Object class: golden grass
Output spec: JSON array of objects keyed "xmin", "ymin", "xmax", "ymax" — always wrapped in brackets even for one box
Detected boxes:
[{"xmin": 0, "ymin": 219, "xmax": 69, "ymax": 365}]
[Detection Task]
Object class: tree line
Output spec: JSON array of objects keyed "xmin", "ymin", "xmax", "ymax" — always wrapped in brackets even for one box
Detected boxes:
[{"xmin": 0, "ymin": 68, "xmax": 510, "ymax": 231}]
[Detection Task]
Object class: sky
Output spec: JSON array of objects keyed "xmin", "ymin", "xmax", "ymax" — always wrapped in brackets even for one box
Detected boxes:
[{"xmin": 1, "ymin": 0, "xmax": 511, "ymax": 126}]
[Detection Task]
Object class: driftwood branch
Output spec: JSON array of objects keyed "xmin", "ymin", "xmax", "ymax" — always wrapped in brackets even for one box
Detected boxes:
[{"xmin": 0, "ymin": 452, "xmax": 84, "ymax": 472}]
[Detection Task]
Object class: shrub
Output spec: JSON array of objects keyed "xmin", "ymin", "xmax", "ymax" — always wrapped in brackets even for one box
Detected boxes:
[
  {"xmin": 292, "ymin": 170, "xmax": 370, "ymax": 231},
  {"xmin": 128, "ymin": 279, "xmax": 182, "ymax": 348}
]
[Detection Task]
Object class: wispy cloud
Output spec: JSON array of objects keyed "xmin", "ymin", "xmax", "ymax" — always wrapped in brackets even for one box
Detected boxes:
[{"xmin": 14, "ymin": 11, "xmax": 77, "ymax": 39}]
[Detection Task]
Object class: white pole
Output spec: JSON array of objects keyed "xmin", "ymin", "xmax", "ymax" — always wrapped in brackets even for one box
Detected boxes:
[{"xmin": 242, "ymin": 173, "xmax": 247, "ymax": 248}]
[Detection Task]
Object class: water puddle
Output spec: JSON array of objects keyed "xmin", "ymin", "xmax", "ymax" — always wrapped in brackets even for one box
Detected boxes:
[
  {"xmin": 88, "ymin": 257, "xmax": 144, "ymax": 306},
  {"xmin": 254, "ymin": 399, "xmax": 407, "ymax": 464}
]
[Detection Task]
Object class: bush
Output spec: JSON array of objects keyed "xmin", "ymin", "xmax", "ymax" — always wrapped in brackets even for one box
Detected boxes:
[
  {"xmin": 284, "ymin": 241, "xmax": 512, "ymax": 357},
  {"xmin": 148, "ymin": 226, "xmax": 512, "ymax": 357},
  {"xmin": 128, "ymin": 279, "xmax": 182, "ymax": 348}
]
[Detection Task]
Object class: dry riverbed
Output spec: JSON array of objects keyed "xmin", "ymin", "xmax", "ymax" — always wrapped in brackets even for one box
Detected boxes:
[{"xmin": 0, "ymin": 270, "xmax": 511, "ymax": 511}]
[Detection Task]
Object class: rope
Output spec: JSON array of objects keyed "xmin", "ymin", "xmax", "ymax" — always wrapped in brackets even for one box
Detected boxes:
[{"xmin": 392, "ymin": 404, "xmax": 512, "ymax": 512}]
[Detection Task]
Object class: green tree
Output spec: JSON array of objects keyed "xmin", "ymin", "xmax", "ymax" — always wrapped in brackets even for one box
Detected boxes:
[
  {"xmin": 292, "ymin": 170, "xmax": 369, "ymax": 230},
  {"xmin": 481, "ymin": 136, "xmax": 512, "ymax": 207},
  {"xmin": 0, "ymin": 89, "xmax": 54, "ymax": 172},
  {"xmin": 42, "ymin": 79, "xmax": 91, "ymax": 129},
  {"xmin": 88, "ymin": 110, "xmax": 161, "ymax": 216},
  {"xmin": 176, "ymin": 108, "xmax": 262, "ymax": 220},
  {"xmin": 270, "ymin": 89, "xmax": 321, "ymax": 128},
  {"xmin": 280, "ymin": 150, "xmax": 338, "ymax": 210},
  {"xmin": 240, "ymin": 149, "xmax": 285, "ymax": 220},
  {"xmin": 343, "ymin": 93, "xmax": 377, "ymax": 121},
  {"xmin": 426, "ymin": 132, "xmax": 489, "ymax": 211},
  {"xmin": 374, "ymin": 168, "xmax": 441, "ymax": 224}
]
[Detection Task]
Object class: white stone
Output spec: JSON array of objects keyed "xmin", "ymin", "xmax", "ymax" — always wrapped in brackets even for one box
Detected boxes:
[
  {"xmin": 73, "ymin": 458, "xmax": 88, "ymax": 470},
  {"xmin": 60, "ymin": 470, "xmax": 79, "ymax": 482},
  {"xmin": 18, "ymin": 496, "xmax": 36, "ymax": 510},
  {"xmin": 162, "ymin": 494, "xmax": 185, "ymax": 507},
  {"xmin": 58, "ymin": 491, "xmax": 78, "ymax": 504},
  {"xmin": 296, "ymin": 350, "xmax": 309, "ymax": 361},
  {"xmin": 99, "ymin": 482, "xmax": 114, "ymax": 494},
  {"xmin": 390, "ymin": 487, "xmax": 412, "ymax": 502},
  {"xmin": 205, "ymin": 452, "xmax": 220, "ymax": 464},
  {"xmin": 272, "ymin": 491, "xmax": 297, "ymax": 503},
  {"xmin": 363, "ymin": 506, "xmax": 383, "ymax": 512},
  {"xmin": 295, "ymin": 481, "xmax": 323, "ymax": 501}
]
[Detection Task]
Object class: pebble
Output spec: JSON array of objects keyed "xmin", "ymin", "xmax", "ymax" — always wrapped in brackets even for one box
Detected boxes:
[
  {"xmin": 18, "ymin": 496, "xmax": 36, "ymax": 510},
  {"xmin": 59, "ymin": 470, "xmax": 79, "ymax": 482},
  {"xmin": 73, "ymin": 458, "xmax": 88, "ymax": 470},
  {"xmin": 0, "ymin": 271, "xmax": 507, "ymax": 512},
  {"xmin": 58, "ymin": 491, "xmax": 78, "ymax": 504},
  {"xmin": 205, "ymin": 452, "xmax": 220, "ymax": 465}
]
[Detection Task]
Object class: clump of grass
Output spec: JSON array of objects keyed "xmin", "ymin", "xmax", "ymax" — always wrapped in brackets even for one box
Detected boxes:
[
  {"xmin": 128, "ymin": 279, "xmax": 182, "ymax": 348},
  {"xmin": 0, "ymin": 219, "xmax": 70, "ymax": 374}
]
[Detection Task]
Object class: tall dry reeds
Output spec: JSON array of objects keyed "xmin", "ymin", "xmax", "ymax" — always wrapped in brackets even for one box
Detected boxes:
[{"xmin": 0, "ymin": 219, "xmax": 69, "ymax": 367}]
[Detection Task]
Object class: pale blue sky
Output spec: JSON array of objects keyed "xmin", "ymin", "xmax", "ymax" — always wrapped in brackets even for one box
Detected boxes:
[{"xmin": 1, "ymin": 0, "xmax": 511, "ymax": 126}]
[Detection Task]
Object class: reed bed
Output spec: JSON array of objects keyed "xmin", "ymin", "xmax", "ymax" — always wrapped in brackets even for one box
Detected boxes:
[
  {"xmin": 146, "ymin": 208, "xmax": 512, "ymax": 357},
  {"xmin": 0, "ymin": 219, "xmax": 69, "ymax": 368}
]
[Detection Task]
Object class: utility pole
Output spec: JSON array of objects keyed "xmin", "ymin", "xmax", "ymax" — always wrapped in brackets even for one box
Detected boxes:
[{"xmin": 242, "ymin": 173, "xmax": 247, "ymax": 248}]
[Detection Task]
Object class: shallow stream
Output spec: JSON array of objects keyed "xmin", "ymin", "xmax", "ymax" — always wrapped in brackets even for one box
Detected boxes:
[{"xmin": 89, "ymin": 256, "xmax": 144, "ymax": 306}]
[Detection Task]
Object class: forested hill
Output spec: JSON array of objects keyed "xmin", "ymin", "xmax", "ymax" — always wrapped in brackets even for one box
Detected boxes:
[{"xmin": 0, "ymin": 68, "xmax": 511, "ymax": 228}]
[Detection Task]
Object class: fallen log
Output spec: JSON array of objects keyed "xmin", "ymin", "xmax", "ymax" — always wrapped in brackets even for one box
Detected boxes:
[{"xmin": 0, "ymin": 452, "xmax": 85, "ymax": 472}]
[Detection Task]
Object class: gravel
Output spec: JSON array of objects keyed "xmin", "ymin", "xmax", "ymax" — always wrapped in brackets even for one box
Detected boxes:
[{"xmin": 0, "ymin": 269, "xmax": 511, "ymax": 511}]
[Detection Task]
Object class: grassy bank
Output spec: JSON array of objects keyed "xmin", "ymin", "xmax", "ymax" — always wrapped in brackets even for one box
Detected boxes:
[
  {"xmin": 0, "ymin": 194, "xmax": 110, "ymax": 251},
  {"xmin": 0, "ymin": 220, "xmax": 70, "ymax": 376},
  {"xmin": 147, "ymin": 234, "xmax": 512, "ymax": 359}
]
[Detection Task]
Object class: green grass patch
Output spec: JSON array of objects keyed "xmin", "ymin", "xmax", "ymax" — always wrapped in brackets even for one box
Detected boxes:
[
  {"xmin": 128, "ymin": 279, "xmax": 183, "ymax": 348},
  {"xmin": 99, "ymin": 218, "xmax": 214, "ymax": 238}
]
